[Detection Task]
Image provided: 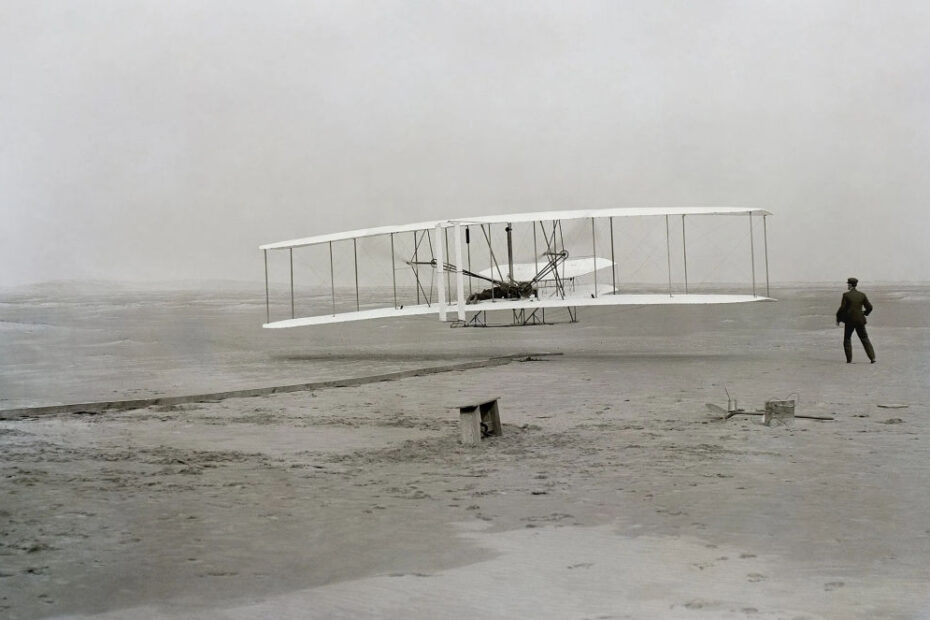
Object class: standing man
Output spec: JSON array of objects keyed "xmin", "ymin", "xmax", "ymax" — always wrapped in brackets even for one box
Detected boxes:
[{"xmin": 836, "ymin": 277, "xmax": 876, "ymax": 364}]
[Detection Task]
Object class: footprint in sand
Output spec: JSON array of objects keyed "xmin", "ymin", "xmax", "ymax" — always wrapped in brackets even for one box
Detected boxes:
[
  {"xmin": 683, "ymin": 599, "xmax": 721, "ymax": 610},
  {"xmin": 747, "ymin": 573, "xmax": 767, "ymax": 582},
  {"xmin": 389, "ymin": 572, "xmax": 432, "ymax": 578},
  {"xmin": 824, "ymin": 581, "xmax": 845, "ymax": 591}
]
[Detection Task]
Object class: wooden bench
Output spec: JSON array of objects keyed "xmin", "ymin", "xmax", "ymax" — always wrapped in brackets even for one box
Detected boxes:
[{"xmin": 456, "ymin": 398, "xmax": 502, "ymax": 446}]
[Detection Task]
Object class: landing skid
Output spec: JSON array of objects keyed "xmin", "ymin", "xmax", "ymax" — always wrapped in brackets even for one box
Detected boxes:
[
  {"xmin": 513, "ymin": 308, "xmax": 545, "ymax": 326},
  {"xmin": 450, "ymin": 311, "xmax": 487, "ymax": 328},
  {"xmin": 450, "ymin": 307, "xmax": 578, "ymax": 327}
]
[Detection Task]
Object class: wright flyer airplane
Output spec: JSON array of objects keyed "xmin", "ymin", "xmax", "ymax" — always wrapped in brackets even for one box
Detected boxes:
[{"xmin": 260, "ymin": 207, "xmax": 774, "ymax": 329}]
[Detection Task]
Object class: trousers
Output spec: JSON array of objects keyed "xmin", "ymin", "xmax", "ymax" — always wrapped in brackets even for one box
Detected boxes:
[{"xmin": 843, "ymin": 323, "xmax": 875, "ymax": 362}]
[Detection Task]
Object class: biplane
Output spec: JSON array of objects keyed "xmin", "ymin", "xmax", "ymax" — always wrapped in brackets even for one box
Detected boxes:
[{"xmin": 260, "ymin": 207, "xmax": 774, "ymax": 328}]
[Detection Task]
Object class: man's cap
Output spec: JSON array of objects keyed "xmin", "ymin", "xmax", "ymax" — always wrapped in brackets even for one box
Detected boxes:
[{"xmin": 847, "ymin": 277, "xmax": 859, "ymax": 286}]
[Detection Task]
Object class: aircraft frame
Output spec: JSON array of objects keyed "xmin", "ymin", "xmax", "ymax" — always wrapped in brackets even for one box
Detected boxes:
[{"xmin": 259, "ymin": 207, "xmax": 773, "ymax": 329}]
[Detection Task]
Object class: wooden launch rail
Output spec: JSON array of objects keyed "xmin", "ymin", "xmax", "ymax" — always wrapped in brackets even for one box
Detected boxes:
[{"xmin": 0, "ymin": 353, "xmax": 561, "ymax": 421}]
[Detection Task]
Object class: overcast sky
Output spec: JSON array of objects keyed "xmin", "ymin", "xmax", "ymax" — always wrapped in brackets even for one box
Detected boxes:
[{"xmin": 2, "ymin": 0, "xmax": 928, "ymax": 287}]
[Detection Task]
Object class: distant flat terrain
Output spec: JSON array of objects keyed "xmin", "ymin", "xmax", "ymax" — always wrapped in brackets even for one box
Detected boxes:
[{"xmin": 1, "ymin": 284, "xmax": 928, "ymax": 618}]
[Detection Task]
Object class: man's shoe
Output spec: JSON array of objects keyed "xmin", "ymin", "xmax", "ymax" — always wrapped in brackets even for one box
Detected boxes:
[{"xmin": 871, "ymin": 359, "xmax": 876, "ymax": 364}]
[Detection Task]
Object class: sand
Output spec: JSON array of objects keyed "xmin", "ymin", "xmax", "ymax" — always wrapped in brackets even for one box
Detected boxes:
[{"xmin": 1, "ymin": 286, "xmax": 929, "ymax": 619}]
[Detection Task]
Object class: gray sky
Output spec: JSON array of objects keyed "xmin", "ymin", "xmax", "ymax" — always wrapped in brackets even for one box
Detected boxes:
[{"xmin": 2, "ymin": 0, "xmax": 928, "ymax": 287}]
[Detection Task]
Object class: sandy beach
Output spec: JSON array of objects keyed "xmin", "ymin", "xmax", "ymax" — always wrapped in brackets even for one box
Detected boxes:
[
  {"xmin": 2, "ymin": 285, "xmax": 929, "ymax": 619},
  {"xmin": 6, "ymin": 0, "xmax": 930, "ymax": 616}
]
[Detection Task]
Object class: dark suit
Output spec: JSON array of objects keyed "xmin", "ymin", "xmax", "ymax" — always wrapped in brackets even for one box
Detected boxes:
[{"xmin": 836, "ymin": 288, "xmax": 875, "ymax": 362}]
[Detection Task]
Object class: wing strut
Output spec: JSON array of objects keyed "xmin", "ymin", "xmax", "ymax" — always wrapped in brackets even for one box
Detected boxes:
[
  {"xmin": 453, "ymin": 222, "xmax": 465, "ymax": 320},
  {"xmin": 436, "ymin": 223, "xmax": 446, "ymax": 320},
  {"xmin": 609, "ymin": 216, "xmax": 617, "ymax": 293},
  {"xmin": 682, "ymin": 215, "xmax": 688, "ymax": 294},
  {"xmin": 264, "ymin": 249, "xmax": 270, "ymax": 324},
  {"xmin": 444, "ymin": 227, "xmax": 452, "ymax": 296},
  {"xmin": 749, "ymin": 212, "xmax": 756, "ymax": 297},
  {"xmin": 466, "ymin": 226, "xmax": 473, "ymax": 297},
  {"xmin": 506, "ymin": 223, "xmax": 514, "ymax": 283},
  {"xmin": 329, "ymin": 241, "xmax": 336, "ymax": 315},
  {"xmin": 413, "ymin": 231, "xmax": 420, "ymax": 305},
  {"xmin": 763, "ymin": 215, "xmax": 770, "ymax": 297},
  {"xmin": 591, "ymin": 218, "xmax": 598, "ymax": 297},
  {"xmin": 391, "ymin": 233, "xmax": 397, "ymax": 309},
  {"xmin": 665, "ymin": 215, "xmax": 672, "ymax": 297},
  {"xmin": 532, "ymin": 223, "xmax": 539, "ymax": 283},
  {"xmin": 353, "ymin": 239, "xmax": 359, "ymax": 312}
]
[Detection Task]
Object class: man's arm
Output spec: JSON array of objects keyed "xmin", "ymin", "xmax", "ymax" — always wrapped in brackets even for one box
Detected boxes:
[
  {"xmin": 836, "ymin": 294, "xmax": 849, "ymax": 325},
  {"xmin": 863, "ymin": 295, "xmax": 873, "ymax": 316}
]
